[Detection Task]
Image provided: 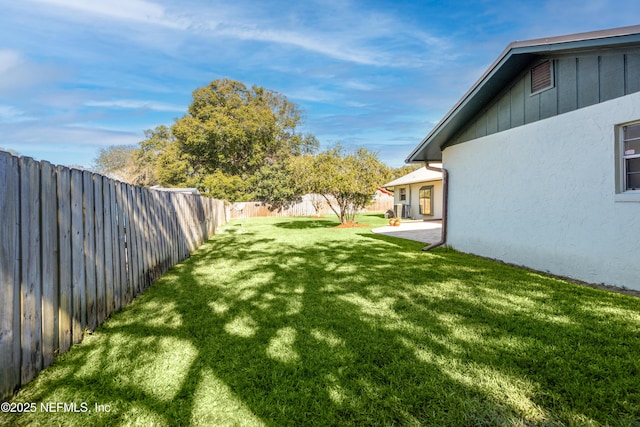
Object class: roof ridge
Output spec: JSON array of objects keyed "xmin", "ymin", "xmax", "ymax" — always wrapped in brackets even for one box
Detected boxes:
[{"xmin": 508, "ymin": 24, "xmax": 640, "ymax": 50}]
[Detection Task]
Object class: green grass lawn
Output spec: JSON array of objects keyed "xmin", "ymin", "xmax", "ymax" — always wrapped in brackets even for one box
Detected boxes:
[{"xmin": 3, "ymin": 214, "xmax": 640, "ymax": 426}]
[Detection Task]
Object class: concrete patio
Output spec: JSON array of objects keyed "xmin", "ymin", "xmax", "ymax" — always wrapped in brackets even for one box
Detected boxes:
[{"xmin": 371, "ymin": 220, "xmax": 442, "ymax": 244}]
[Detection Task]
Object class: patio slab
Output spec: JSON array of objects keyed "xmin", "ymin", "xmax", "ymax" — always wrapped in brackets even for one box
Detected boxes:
[{"xmin": 371, "ymin": 220, "xmax": 442, "ymax": 244}]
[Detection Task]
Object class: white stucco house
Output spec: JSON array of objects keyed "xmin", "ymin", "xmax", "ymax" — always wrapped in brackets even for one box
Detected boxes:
[
  {"xmin": 382, "ymin": 167, "xmax": 443, "ymax": 220},
  {"xmin": 406, "ymin": 25, "xmax": 640, "ymax": 291}
]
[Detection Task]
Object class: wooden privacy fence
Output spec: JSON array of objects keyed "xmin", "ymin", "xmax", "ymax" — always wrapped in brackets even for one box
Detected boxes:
[
  {"xmin": 0, "ymin": 151, "xmax": 226, "ymax": 400},
  {"xmin": 230, "ymin": 193, "xmax": 394, "ymax": 219}
]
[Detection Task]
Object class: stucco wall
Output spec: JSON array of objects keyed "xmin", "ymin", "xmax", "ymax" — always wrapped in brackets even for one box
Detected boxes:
[
  {"xmin": 393, "ymin": 180, "xmax": 443, "ymax": 220},
  {"xmin": 443, "ymin": 91, "xmax": 640, "ymax": 290}
]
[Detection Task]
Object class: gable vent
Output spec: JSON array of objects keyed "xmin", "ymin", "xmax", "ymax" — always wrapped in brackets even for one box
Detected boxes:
[{"xmin": 531, "ymin": 60, "xmax": 553, "ymax": 93}]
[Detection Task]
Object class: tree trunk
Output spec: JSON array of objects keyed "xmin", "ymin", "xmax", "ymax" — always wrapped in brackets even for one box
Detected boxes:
[{"xmin": 321, "ymin": 194, "xmax": 343, "ymax": 224}]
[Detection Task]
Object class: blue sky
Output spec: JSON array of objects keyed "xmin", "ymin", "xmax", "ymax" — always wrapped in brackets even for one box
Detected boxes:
[{"xmin": 1, "ymin": 0, "xmax": 640, "ymax": 168}]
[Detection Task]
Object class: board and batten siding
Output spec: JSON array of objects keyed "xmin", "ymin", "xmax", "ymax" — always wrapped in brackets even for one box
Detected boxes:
[
  {"xmin": 451, "ymin": 46, "xmax": 640, "ymax": 146},
  {"xmin": 0, "ymin": 151, "xmax": 227, "ymax": 400}
]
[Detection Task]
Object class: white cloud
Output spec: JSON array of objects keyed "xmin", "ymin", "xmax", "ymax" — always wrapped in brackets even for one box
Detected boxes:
[
  {"xmin": 29, "ymin": 0, "xmax": 187, "ymax": 29},
  {"xmin": 17, "ymin": 1, "xmax": 450, "ymax": 68},
  {"xmin": 0, "ymin": 105, "xmax": 35, "ymax": 123},
  {"xmin": 286, "ymin": 86, "xmax": 341, "ymax": 103},
  {"xmin": 213, "ymin": 25, "xmax": 384, "ymax": 66},
  {"xmin": 342, "ymin": 80, "xmax": 377, "ymax": 91},
  {"xmin": 0, "ymin": 50, "xmax": 22, "ymax": 73},
  {"xmin": 0, "ymin": 49, "xmax": 67, "ymax": 95},
  {"xmin": 6, "ymin": 125, "xmax": 139, "ymax": 145},
  {"xmin": 85, "ymin": 99, "xmax": 186, "ymax": 112},
  {"xmin": 151, "ymin": 1, "xmax": 451, "ymax": 68},
  {"xmin": 3, "ymin": 124, "xmax": 143, "ymax": 158}
]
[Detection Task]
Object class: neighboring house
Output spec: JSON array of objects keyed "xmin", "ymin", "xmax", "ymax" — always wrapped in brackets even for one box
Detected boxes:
[
  {"xmin": 406, "ymin": 25, "xmax": 640, "ymax": 291},
  {"xmin": 382, "ymin": 166, "xmax": 443, "ymax": 220}
]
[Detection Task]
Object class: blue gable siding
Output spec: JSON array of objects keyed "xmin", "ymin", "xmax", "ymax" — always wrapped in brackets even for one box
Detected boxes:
[{"xmin": 448, "ymin": 46, "xmax": 640, "ymax": 147}]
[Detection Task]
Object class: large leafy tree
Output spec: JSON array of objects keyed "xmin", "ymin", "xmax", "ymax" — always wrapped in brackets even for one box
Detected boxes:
[
  {"xmin": 171, "ymin": 78, "xmax": 317, "ymax": 179},
  {"xmin": 93, "ymin": 145, "xmax": 136, "ymax": 179},
  {"xmin": 250, "ymin": 162, "xmax": 299, "ymax": 210},
  {"xmin": 93, "ymin": 144, "xmax": 155, "ymax": 185},
  {"xmin": 390, "ymin": 164, "xmax": 421, "ymax": 180},
  {"xmin": 141, "ymin": 125, "xmax": 196, "ymax": 187},
  {"xmin": 94, "ymin": 126, "xmax": 190, "ymax": 187},
  {"xmin": 96, "ymin": 78, "xmax": 320, "ymax": 202},
  {"xmin": 291, "ymin": 145, "xmax": 390, "ymax": 224}
]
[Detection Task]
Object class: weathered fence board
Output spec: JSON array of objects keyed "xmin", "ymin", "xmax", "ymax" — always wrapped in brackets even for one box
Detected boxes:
[
  {"xmin": 142, "ymin": 189, "xmax": 153, "ymax": 285},
  {"xmin": 20, "ymin": 157, "xmax": 43, "ymax": 385},
  {"xmin": 156, "ymin": 192, "xmax": 167, "ymax": 272},
  {"xmin": 0, "ymin": 152, "xmax": 20, "ymax": 399},
  {"xmin": 168, "ymin": 195, "xmax": 180, "ymax": 264},
  {"xmin": 133, "ymin": 186, "xmax": 144, "ymax": 291},
  {"xmin": 70, "ymin": 169, "xmax": 85, "ymax": 345},
  {"xmin": 108, "ymin": 178, "xmax": 120, "ymax": 315},
  {"xmin": 125, "ymin": 184, "xmax": 139, "ymax": 299},
  {"xmin": 41, "ymin": 161, "xmax": 59, "ymax": 369},
  {"xmin": 147, "ymin": 190, "xmax": 159, "ymax": 282},
  {"xmin": 83, "ymin": 171, "xmax": 97, "ymax": 332},
  {"xmin": 109, "ymin": 179, "xmax": 121, "ymax": 313},
  {"xmin": 56, "ymin": 166, "xmax": 72, "ymax": 357},
  {"xmin": 103, "ymin": 177, "xmax": 114, "ymax": 318},
  {"xmin": 93, "ymin": 175, "xmax": 106, "ymax": 326},
  {"xmin": 115, "ymin": 182, "xmax": 127, "ymax": 311},
  {"xmin": 128, "ymin": 185, "xmax": 138, "ymax": 300}
]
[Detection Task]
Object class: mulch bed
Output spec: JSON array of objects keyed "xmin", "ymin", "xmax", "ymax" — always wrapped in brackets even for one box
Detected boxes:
[{"xmin": 332, "ymin": 222, "xmax": 370, "ymax": 229}]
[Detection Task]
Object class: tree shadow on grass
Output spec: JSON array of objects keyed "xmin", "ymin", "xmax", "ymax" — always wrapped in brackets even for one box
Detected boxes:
[
  {"xmin": 4, "ymin": 219, "xmax": 640, "ymax": 426},
  {"xmin": 356, "ymin": 231, "xmax": 424, "ymax": 249},
  {"xmin": 273, "ymin": 219, "xmax": 337, "ymax": 229}
]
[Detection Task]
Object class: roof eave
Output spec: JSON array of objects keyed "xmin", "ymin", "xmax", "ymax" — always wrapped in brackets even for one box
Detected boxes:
[{"xmin": 407, "ymin": 25, "xmax": 640, "ymax": 164}]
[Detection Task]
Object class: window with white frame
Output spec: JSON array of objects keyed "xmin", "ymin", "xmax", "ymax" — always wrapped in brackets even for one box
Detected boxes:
[
  {"xmin": 621, "ymin": 122, "xmax": 640, "ymax": 192},
  {"xmin": 399, "ymin": 188, "xmax": 406, "ymax": 201}
]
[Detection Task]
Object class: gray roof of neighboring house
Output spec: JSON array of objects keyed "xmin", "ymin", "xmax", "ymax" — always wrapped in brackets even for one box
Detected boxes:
[
  {"xmin": 150, "ymin": 186, "xmax": 201, "ymax": 195},
  {"xmin": 382, "ymin": 166, "xmax": 442, "ymax": 188},
  {"xmin": 406, "ymin": 25, "xmax": 640, "ymax": 163}
]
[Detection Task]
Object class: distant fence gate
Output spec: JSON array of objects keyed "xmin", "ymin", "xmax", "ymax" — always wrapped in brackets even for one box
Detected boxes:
[{"xmin": 0, "ymin": 151, "xmax": 226, "ymax": 400}]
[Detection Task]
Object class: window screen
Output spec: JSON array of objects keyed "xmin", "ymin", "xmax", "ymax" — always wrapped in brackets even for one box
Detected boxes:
[{"xmin": 623, "ymin": 123, "xmax": 640, "ymax": 190}]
